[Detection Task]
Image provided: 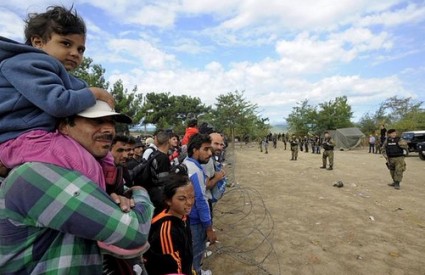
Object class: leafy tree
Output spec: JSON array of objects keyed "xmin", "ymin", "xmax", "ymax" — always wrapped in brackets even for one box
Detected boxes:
[
  {"xmin": 391, "ymin": 109, "xmax": 425, "ymax": 132},
  {"xmin": 71, "ymin": 57, "xmax": 109, "ymax": 89},
  {"xmin": 211, "ymin": 91, "xmax": 269, "ymax": 145},
  {"xmin": 316, "ymin": 96, "xmax": 353, "ymax": 130},
  {"xmin": 286, "ymin": 99, "xmax": 317, "ymax": 135},
  {"xmin": 358, "ymin": 96, "xmax": 424, "ymax": 134},
  {"xmin": 72, "ymin": 57, "xmax": 144, "ymax": 133},
  {"xmin": 356, "ymin": 113, "xmax": 378, "ymax": 135},
  {"xmin": 110, "ymin": 81, "xmax": 144, "ymax": 120},
  {"xmin": 380, "ymin": 96, "xmax": 422, "ymax": 122},
  {"xmin": 140, "ymin": 92, "xmax": 210, "ymax": 133}
]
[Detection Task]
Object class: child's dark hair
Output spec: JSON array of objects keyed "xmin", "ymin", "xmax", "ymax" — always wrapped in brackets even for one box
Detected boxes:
[
  {"xmin": 24, "ymin": 6, "xmax": 86, "ymax": 45},
  {"xmin": 162, "ymin": 164, "xmax": 190, "ymax": 206},
  {"xmin": 187, "ymin": 133, "xmax": 211, "ymax": 157}
]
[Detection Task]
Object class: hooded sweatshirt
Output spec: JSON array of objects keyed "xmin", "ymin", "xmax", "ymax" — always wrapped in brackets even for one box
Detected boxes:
[{"xmin": 0, "ymin": 36, "xmax": 95, "ymax": 143}]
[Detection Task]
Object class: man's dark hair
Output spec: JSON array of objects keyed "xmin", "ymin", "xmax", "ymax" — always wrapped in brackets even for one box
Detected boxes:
[
  {"xmin": 169, "ymin": 132, "xmax": 179, "ymax": 140},
  {"xmin": 59, "ymin": 115, "xmax": 77, "ymax": 127},
  {"xmin": 187, "ymin": 133, "xmax": 211, "ymax": 158},
  {"xmin": 387, "ymin": 129, "xmax": 396, "ymax": 134},
  {"xmin": 154, "ymin": 129, "xmax": 170, "ymax": 146},
  {"xmin": 199, "ymin": 122, "xmax": 214, "ymax": 135},
  {"xmin": 112, "ymin": 135, "xmax": 129, "ymax": 146},
  {"xmin": 187, "ymin": 119, "xmax": 198, "ymax": 128},
  {"xmin": 24, "ymin": 6, "xmax": 86, "ymax": 45},
  {"xmin": 127, "ymin": 136, "xmax": 136, "ymax": 145}
]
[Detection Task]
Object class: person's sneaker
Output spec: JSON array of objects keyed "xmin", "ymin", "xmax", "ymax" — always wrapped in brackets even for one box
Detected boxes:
[
  {"xmin": 320, "ymin": 166, "xmax": 326, "ymax": 169},
  {"xmin": 201, "ymin": 269, "xmax": 212, "ymax": 275},
  {"xmin": 327, "ymin": 167, "xmax": 333, "ymax": 170},
  {"xmin": 387, "ymin": 182, "xmax": 395, "ymax": 187}
]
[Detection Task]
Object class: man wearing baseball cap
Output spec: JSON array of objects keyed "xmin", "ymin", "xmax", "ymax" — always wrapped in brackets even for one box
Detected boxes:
[
  {"xmin": 0, "ymin": 100, "xmax": 154, "ymax": 273},
  {"xmin": 0, "ymin": 100, "xmax": 132, "ymax": 189}
]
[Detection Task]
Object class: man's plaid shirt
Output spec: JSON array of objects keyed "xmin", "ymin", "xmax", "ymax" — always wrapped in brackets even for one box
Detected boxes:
[{"xmin": 0, "ymin": 162, "xmax": 154, "ymax": 274}]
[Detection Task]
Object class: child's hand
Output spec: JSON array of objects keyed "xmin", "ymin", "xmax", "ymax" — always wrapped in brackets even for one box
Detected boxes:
[{"xmin": 90, "ymin": 87, "xmax": 115, "ymax": 109}]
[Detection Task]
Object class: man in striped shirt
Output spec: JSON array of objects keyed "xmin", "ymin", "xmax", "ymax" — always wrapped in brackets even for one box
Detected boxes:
[{"xmin": 0, "ymin": 105, "xmax": 154, "ymax": 274}]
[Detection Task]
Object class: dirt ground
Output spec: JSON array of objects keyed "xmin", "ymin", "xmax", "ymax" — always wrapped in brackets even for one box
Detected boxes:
[{"xmin": 205, "ymin": 142, "xmax": 425, "ymax": 275}]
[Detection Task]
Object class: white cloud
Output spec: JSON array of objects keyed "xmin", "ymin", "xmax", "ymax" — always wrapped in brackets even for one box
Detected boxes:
[
  {"xmin": 106, "ymin": 38, "xmax": 176, "ymax": 69},
  {"xmin": 0, "ymin": 8, "xmax": 25, "ymax": 41},
  {"xmin": 359, "ymin": 3, "xmax": 425, "ymax": 27},
  {"xmin": 170, "ymin": 38, "xmax": 213, "ymax": 54},
  {"xmin": 125, "ymin": 3, "xmax": 178, "ymax": 28},
  {"xmin": 180, "ymin": 0, "xmax": 239, "ymax": 15},
  {"xmin": 274, "ymin": 28, "xmax": 393, "ymax": 74},
  {"xmin": 1, "ymin": 0, "xmax": 422, "ymax": 124},
  {"xmin": 106, "ymin": 56, "xmax": 409, "ymax": 123},
  {"xmin": 214, "ymin": 0, "xmax": 403, "ymax": 31}
]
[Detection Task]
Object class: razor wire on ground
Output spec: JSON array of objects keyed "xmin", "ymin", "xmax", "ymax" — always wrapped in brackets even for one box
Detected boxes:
[{"xmin": 205, "ymin": 142, "xmax": 282, "ymax": 275}]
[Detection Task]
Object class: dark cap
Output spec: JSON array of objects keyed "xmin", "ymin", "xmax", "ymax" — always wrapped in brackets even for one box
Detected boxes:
[{"xmin": 134, "ymin": 141, "xmax": 145, "ymax": 148}]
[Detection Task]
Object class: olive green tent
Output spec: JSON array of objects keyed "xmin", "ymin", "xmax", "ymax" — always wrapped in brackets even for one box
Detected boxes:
[{"xmin": 330, "ymin": 127, "xmax": 365, "ymax": 150}]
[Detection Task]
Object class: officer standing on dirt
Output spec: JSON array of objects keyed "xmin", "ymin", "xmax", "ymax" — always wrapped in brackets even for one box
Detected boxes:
[
  {"xmin": 320, "ymin": 131, "xmax": 336, "ymax": 170},
  {"xmin": 381, "ymin": 129, "xmax": 408, "ymax": 190},
  {"xmin": 289, "ymin": 135, "xmax": 299, "ymax": 160}
]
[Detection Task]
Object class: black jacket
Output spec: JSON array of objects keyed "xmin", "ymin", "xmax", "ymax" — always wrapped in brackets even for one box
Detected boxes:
[{"xmin": 144, "ymin": 210, "xmax": 193, "ymax": 275}]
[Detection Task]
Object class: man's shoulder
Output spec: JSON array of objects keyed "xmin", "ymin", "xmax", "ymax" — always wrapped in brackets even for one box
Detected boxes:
[
  {"xmin": 183, "ymin": 158, "xmax": 202, "ymax": 173},
  {"xmin": 3, "ymin": 162, "xmax": 90, "ymax": 188},
  {"xmin": 8, "ymin": 162, "xmax": 76, "ymax": 177}
]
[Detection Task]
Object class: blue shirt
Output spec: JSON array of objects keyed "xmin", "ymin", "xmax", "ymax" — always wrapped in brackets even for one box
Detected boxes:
[
  {"xmin": 0, "ymin": 36, "xmax": 95, "ymax": 143},
  {"xmin": 184, "ymin": 157, "xmax": 212, "ymax": 228}
]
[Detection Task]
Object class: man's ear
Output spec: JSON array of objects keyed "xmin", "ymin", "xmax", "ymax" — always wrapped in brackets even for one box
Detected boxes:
[{"xmin": 31, "ymin": 35, "xmax": 44, "ymax": 48}]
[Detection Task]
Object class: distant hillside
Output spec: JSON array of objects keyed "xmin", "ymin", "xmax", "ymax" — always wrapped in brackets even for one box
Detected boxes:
[{"xmin": 270, "ymin": 123, "xmax": 288, "ymax": 134}]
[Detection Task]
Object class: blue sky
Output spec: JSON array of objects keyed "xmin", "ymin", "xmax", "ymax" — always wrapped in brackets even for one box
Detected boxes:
[{"xmin": 1, "ymin": 0, "xmax": 424, "ymax": 124}]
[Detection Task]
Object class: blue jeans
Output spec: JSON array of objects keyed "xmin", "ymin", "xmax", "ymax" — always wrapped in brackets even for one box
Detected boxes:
[{"xmin": 190, "ymin": 223, "xmax": 207, "ymax": 274}]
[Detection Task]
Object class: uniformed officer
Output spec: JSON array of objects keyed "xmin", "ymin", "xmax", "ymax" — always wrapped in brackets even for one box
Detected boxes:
[
  {"xmin": 320, "ymin": 131, "xmax": 336, "ymax": 170},
  {"xmin": 289, "ymin": 135, "xmax": 299, "ymax": 160},
  {"xmin": 381, "ymin": 129, "xmax": 408, "ymax": 190}
]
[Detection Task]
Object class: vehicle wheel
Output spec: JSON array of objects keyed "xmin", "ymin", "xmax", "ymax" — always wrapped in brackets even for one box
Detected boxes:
[{"xmin": 419, "ymin": 151, "xmax": 425, "ymax": 160}]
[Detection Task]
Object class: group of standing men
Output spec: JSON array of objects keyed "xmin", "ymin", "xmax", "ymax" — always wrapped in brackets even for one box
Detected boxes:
[
  {"xmin": 288, "ymin": 132, "xmax": 335, "ymax": 170},
  {"xmin": 267, "ymin": 124, "xmax": 408, "ymax": 190}
]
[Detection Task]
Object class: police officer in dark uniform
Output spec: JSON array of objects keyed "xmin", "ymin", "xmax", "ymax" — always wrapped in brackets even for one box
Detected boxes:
[{"xmin": 381, "ymin": 129, "xmax": 408, "ymax": 190}]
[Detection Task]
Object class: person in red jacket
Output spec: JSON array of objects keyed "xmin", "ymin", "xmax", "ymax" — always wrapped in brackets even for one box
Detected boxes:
[
  {"xmin": 181, "ymin": 119, "xmax": 199, "ymax": 146},
  {"xmin": 144, "ymin": 164, "xmax": 195, "ymax": 275}
]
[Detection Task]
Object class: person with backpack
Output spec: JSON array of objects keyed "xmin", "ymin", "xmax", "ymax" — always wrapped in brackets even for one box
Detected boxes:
[{"xmin": 133, "ymin": 129, "xmax": 171, "ymax": 215}]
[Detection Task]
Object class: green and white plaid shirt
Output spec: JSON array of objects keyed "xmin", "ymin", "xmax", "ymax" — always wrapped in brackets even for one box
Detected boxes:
[{"xmin": 0, "ymin": 162, "xmax": 154, "ymax": 274}]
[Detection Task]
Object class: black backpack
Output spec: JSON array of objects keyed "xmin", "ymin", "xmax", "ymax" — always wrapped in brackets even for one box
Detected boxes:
[
  {"xmin": 130, "ymin": 148, "xmax": 160, "ymax": 190},
  {"xmin": 131, "ymin": 149, "xmax": 168, "ymax": 213}
]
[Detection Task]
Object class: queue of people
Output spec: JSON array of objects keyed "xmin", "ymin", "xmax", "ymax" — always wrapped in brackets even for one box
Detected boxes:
[
  {"xmin": 0, "ymin": 5, "xmax": 227, "ymax": 275},
  {"xmin": 0, "ymin": 4, "xmax": 411, "ymax": 275}
]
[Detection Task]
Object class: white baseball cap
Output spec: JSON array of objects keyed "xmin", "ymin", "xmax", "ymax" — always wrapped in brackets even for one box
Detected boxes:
[{"xmin": 77, "ymin": 100, "xmax": 132, "ymax": 124}]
